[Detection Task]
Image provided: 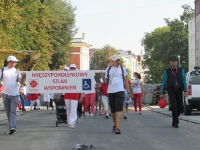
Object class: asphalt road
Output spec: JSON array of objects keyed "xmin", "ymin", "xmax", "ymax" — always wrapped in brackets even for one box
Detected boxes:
[{"xmin": 0, "ymin": 106, "xmax": 200, "ymax": 150}]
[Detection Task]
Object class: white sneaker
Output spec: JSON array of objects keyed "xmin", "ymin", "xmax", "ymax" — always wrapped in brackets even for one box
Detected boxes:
[
  {"xmin": 134, "ymin": 112, "xmax": 138, "ymax": 115},
  {"xmin": 90, "ymin": 113, "xmax": 93, "ymax": 117},
  {"xmin": 71, "ymin": 125, "xmax": 75, "ymax": 129},
  {"xmin": 85, "ymin": 112, "xmax": 89, "ymax": 116}
]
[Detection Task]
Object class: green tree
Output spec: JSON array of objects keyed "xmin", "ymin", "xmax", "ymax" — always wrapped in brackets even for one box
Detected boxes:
[
  {"xmin": 141, "ymin": 5, "xmax": 194, "ymax": 83},
  {"xmin": 90, "ymin": 45, "xmax": 131, "ymax": 82},
  {"xmin": 0, "ymin": 0, "xmax": 77, "ymax": 70},
  {"xmin": 142, "ymin": 26, "xmax": 171, "ymax": 83},
  {"xmin": 46, "ymin": 0, "xmax": 77, "ymax": 70}
]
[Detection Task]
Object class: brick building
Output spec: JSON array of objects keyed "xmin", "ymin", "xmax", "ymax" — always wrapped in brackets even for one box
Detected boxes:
[{"xmin": 70, "ymin": 33, "xmax": 92, "ymax": 70}]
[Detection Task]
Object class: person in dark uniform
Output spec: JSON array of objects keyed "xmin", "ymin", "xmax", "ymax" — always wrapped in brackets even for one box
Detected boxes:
[{"xmin": 160, "ymin": 56, "xmax": 188, "ymax": 128}]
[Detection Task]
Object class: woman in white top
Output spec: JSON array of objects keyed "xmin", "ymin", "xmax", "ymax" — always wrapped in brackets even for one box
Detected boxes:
[{"xmin": 132, "ymin": 72, "xmax": 144, "ymax": 115}]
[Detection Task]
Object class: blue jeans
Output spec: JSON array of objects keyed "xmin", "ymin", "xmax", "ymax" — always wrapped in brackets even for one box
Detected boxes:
[
  {"xmin": 2, "ymin": 93, "xmax": 19, "ymax": 130},
  {"xmin": 39, "ymin": 95, "xmax": 43, "ymax": 106},
  {"xmin": 20, "ymin": 94, "xmax": 26, "ymax": 110}
]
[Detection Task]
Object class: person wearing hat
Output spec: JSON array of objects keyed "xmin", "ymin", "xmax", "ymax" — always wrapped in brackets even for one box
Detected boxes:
[
  {"xmin": 0, "ymin": 55, "xmax": 25, "ymax": 135},
  {"xmin": 57, "ymin": 64, "xmax": 82, "ymax": 128},
  {"xmin": 100, "ymin": 54, "xmax": 131, "ymax": 134},
  {"xmin": 160, "ymin": 56, "xmax": 188, "ymax": 128}
]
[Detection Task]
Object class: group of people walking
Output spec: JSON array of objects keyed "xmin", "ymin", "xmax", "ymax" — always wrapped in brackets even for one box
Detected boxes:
[
  {"xmin": 0, "ymin": 54, "xmax": 147, "ymax": 135},
  {"xmin": 0, "ymin": 54, "xmax": 188, "ymax": 136}
]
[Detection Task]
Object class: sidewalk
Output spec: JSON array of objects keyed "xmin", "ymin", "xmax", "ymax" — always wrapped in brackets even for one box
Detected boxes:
[{"xmin": 147, "ymin": 105, "xmax": 200, "ymax": 124}]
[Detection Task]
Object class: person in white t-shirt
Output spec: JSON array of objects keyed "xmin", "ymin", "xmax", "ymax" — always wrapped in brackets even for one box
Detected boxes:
[
  {"xmin": 0, "ymin": 55, "xmax": 25, "ymax": 135},
  {"xmin": 132, "ymin": 72, "xmax": 144, "ymax": 115},
  {"xmin": 101, "ymin": 54, "xmax": 131, "ymax": 134}
]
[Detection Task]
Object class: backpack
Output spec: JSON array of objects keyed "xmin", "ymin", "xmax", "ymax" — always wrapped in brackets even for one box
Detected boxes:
[
  {"xmin": 0, "ymin": 67, "xmax": 19, "ymax": 82},
  {"xmin": 107, "ymin": 65, "xmax": 124, "ymax": 85},
  {"xmin": 0, "ymin": 68, "xmax": 4, "ymax": 80}
]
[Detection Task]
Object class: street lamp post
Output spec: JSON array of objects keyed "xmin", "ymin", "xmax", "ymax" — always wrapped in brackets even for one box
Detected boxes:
[{"xmin": 178, "ymin": 55, "xmax": 181, "ymax": 67}]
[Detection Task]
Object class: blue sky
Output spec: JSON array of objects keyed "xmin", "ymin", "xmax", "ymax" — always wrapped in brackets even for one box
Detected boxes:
[{"xmin": 70, "ymin": 0, "xmax": 194, "ymax": 55}]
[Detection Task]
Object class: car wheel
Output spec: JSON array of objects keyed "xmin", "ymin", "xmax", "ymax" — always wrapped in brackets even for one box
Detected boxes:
[{"xmin": 184, "ymin": 99, "xmax": 191, "ymax": 116}]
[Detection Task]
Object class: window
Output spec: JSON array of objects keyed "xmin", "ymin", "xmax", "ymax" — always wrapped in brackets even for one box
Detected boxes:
[{"xmin": 189, "ymin": 71, "xmax": 200, "ymax": 82}]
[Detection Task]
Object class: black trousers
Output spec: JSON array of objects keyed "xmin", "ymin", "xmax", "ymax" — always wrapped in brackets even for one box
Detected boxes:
[
  {"xmin": 77, "ymin": 102, "xmax": 82, "ymax": 115},
  {"xmin": 50, "ymin": 98, "xmax": 53, "ymax": 108},
  {"xmin": 168, "ymin": 88, "xmax": 183, "ymax": 124}
]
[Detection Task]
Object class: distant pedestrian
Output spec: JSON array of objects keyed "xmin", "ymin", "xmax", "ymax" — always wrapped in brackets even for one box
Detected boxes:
[
  {"xmin": 28, "ymin": 93, "xmax": 40, "ymax": 110},
  {"xmin": 160, "ymin": 56, "xmax": 188, "ymax": 128},
  {"xmin": 0, "ymin": 55, "xmax": 25, "ymax": 135},
  {"xmin": 84, "ymin": 79, "xmax": 97, "ymax": 117},
  {"xmin": 49, "ymin": 93, "xmax": 55, "ymax": 110},
  {"xmin": 19, "ymin": 82, "xmax": 27, "ymax": 111},
  {"xmin": 99, "ymin": 78, "xmax": 109, "ymax": 118},
  {"xmin": 43, "ymin": 93, "xmax": 50, "ymax": 109},
  {"xmin": 123, "ymin": 80, "xmax": 133, "ymax": 119},
  {"xmin": 101, "ymin": 54, "xmax": 131, "ymax": 134},
  {"xmin": 132, "ymin": 72, "xmax": 144, "ymax": 115}
]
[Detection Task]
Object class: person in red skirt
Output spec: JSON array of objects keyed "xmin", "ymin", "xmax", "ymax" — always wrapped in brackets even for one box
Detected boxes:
[{"xmin": 26, "ymin": 93, "xmax": 40, "ymax": 110}]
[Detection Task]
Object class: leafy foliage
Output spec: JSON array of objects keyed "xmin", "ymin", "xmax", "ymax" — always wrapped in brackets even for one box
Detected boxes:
[
  {"xmin": 0, "ymin": 0, "xmax": 77, "ymax": 70},
  {"xmin": 90, "ymin": 45, "xmax": 131, "ymax": 83},
  {"xmin": 142, "ymin": 5, "xmax": 194, "ymax": 83}
]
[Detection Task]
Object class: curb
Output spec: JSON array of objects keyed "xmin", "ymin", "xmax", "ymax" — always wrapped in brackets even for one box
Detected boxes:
[{"xmin": 145, "ymin": 105, "xmax": 200, "ymax": 125}]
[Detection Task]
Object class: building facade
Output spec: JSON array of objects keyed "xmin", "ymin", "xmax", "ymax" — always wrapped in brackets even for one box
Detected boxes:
[
  {"xmin": 188, "ymin": 17, "xmax": 195, "ymax": 71},
  {"xmin": 70, "ymin": 33, "xmax": 92, "ymax": 70},
  {"xmin": 195, "ymin": 0, "xmax": 200, "ymax": 66},
  {"xmin": 118, "ymin": 50, "xmax": 143, "ymax": 79}
]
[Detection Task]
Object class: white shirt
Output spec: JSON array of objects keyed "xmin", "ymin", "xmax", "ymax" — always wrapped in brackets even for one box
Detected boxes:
[
  {"xmin": 132, "ymin": 79, "xmax": 142, "ymax": 94},
  {"xmin": 105, "ymin": 65, "xmax": 128, "ymax": 93},
  {"xmin": 0, "ymin": 67, "xmax": 22, "ymax": 96},
  {"xmin": 20, "ymin": 85, "xmax": 27, "ymax": 95}
]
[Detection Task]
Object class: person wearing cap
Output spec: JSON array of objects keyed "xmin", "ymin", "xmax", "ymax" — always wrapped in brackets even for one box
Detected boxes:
[
  {"xmin": 57, "ymin": 64, "xmax": 82, "ymax": 128},
  {"xmin": 160, "ymin": 56, "xmax": 188, "ymax": 128},
  {"xmin": 0, "ymin": 55, "xmax": 25, "ymax": 135},
  {"xmin": 100, "ymin": 54, "xmax": 131, "ymax": 134}
]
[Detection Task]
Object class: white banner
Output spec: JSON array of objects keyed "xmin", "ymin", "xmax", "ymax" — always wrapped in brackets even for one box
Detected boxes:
[{"xmin": 25, "ymin": 71, "xmax": 95, "ymax": 93}]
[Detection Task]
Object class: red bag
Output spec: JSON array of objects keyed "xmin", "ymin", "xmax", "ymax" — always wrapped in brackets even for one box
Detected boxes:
[{"xmin": 18, "ymin": 100, "xmax": 22, "ymax": 110}]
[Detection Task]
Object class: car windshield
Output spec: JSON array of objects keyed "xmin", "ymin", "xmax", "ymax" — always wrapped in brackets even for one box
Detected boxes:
[{"xmin": 189, "ymin": 71, "xmax": 200, "ymax": 82}]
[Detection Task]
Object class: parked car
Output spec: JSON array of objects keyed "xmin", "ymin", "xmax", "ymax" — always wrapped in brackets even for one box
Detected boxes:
[{"xmin": 184, "ymin": 66, "xmax": 200, "ymax": 115}]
